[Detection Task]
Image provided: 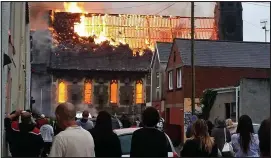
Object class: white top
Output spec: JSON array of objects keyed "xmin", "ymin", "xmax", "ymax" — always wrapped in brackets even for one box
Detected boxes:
[
  {"xmin": 49, "ymin": 126, "xmax": 95, "ymax": 157},
  {"xmin": 40, "ymin": 124, "xmax": 54, "ymax": 142}
]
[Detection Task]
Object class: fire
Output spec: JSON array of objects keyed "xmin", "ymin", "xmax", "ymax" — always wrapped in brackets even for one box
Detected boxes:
[{"xmin": 63, "ymin": 2, "xmax": 124, "ymax": 47}]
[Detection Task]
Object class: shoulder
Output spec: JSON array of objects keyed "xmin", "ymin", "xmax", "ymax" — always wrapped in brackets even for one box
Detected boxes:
[
  {"xmin": 11, "ymin": 121, "xmax": 20, "ymax": 131},
  {"xmin": 29, "ymin": 127, "xmax": 41, "ymax": 135}
]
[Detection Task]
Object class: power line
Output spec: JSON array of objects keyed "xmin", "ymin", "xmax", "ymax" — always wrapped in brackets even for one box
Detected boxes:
[
  {"xmin": 29, "ymin": 2, "xmax": 161, "ymax": 11},
  {"xmin": 154, "ymin": 3, "xmax": 176, "ymax": 15},
  {"xmin": 243, "ymin": 2, "xmax": 270, "ymax": 7},
  {"xmin": 243, "ymin": 20, "xmax": 260, "ymax": 29}
]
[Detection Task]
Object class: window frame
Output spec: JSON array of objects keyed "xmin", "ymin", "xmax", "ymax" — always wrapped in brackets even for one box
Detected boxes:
[
  {"xmin": 168, "ymin": 71, "xmax": 173, "ymax": 90},
  {"xmin": 176, "ymin": 67, "xmax": 182, "ymax": 88},
  {"xmin": 135, "ymin": 80, "xmax": 144, "ymax": 104},
  {"xmin": 156, "ymin": 72, "xmax": 160, "ymax": 88}
]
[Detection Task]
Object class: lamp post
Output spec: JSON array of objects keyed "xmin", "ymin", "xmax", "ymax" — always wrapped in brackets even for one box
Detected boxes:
[{"xmin": 191, "ymin": 2, "xmax": 196, "ymax": 115}]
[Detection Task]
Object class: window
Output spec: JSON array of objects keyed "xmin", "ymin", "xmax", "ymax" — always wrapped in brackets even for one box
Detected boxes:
[
  {"xmin": 110, "ymin": 80, "xmax": 118, "ymax": 104},
  {"xmin": 58, "ymin": 81, "xmax": 67, "ymax": 103},
  {"xmin": 156, "ymin": 72, "xmax": 160, "ymax": 88},
  {"xmin": 176, "ymin": 68, "xmax": 182, "ymax": 88},
  {"xmin": 225, "ymin": 102, "xmax": 236, "ymax": 119},
  {"xmin": 84, "ymin": 80, "xmax": 92, "ymax": 104},
  {"xmin": 168, "ymin": 71, "xmax": 173, "ymax": 90},
  {"xmin": 135, "ymin": 80, "xmax": 143, "ymax": 104}
]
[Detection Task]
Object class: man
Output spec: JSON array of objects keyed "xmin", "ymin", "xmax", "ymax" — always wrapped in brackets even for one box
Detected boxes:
[
  {"xmin": 156, "ymin": 117, "xmax": 165, "ymax": 131},
  {"xmin": 49, "ymin": 102, "xmax": 95, "ymax": 157},
  {"xmin": 36, "ymin": 114, "xmax": 47, "ymax": 129},
  {"xmin": 130, "ymin": 107, "xmax": 168, "ymax": 157},
  {"xmin": 40, "ymin": 117, "xmax": 54, "ymax": 157},
  {"xmin": 76, "ymin": 110, "xmax": 94, "ymax": 130},
  {"xmin": 7, "ymin": 110, "xmax": 44, "ymax": 157}
]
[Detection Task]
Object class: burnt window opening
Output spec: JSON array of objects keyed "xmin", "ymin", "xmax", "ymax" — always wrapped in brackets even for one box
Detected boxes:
[
  {"xmin": 110, "ymin": 80, "xmax": 118, "ymax": 104},
  {"xmin": 58, "ymin": 81, "xmax": 67, "ymax": 103},
  {"xmin": 84, "ymin": 80, "xmax": 92, "ymax": 104},
  {"xmin": 135, "ymin": 80, "xmax": 143, "ymax": 104}
]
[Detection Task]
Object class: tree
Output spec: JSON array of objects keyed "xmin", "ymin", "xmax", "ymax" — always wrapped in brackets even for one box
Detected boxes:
[{"xmin": 199, "ymin": 89, "xmax": 217, "ymax": 120}]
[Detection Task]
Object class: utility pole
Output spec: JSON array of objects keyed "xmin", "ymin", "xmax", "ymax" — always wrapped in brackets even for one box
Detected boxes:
[
  {"xmin": 260, "ymin": 20, "xmax": 269, "ymax": 42},
  {"xmin": 191, "ymin": 2, "xmax": 195, "ymax": 115}
]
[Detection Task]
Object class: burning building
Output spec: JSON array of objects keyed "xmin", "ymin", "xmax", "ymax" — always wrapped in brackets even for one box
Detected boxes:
[{"xmin": 31, "ymin": 2, "xmax": 219, "ymax": 116}]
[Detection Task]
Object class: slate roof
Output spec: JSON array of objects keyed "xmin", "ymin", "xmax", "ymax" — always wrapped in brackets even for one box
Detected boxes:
[
  {"xmin": 49, "ymin": 50, "xmax": 152, "ymax": 72},
  {"xmin": 175, "ymin": 39, "xmax": 270, "ymax": 68},
  {"xmin": 156, "ymin": 42, "xmax": 172, "ymax": 62}
]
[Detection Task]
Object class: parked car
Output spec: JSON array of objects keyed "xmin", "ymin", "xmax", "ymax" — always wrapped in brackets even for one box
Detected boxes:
[
  {"xmin": 113, "ymin": 128, "xmax": 179, "ymax": 157},
  {"xmin": 232, "ymin": 123, "xmax": 260, "ymax": 134},
  {"xmin": 90, "ymin": 117, "xmax": 123, "ymax": 130}
]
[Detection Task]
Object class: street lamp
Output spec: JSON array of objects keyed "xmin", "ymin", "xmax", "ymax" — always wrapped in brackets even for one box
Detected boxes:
[{"xmin": 260, "ymin": 20, "xmax": 269, "ymax": 42}]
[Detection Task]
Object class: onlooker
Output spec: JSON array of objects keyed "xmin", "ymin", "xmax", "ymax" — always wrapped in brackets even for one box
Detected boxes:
[
  {"xmin": 156, "ymin": 117, "xmax": 165, "ymax": 131},
  {"xmin": 40, "ymin": 118, "xmax": 54, "ymax": 157},
  {"xmin": 36, "ymin": 114, "xmax": 47, "ymax": 129},
  {"xmin": 186, "ymin": 115, "xmax": 198, "ymax": 138},
  {"xmin": 226, "ymin": 118, "xmax": 237, "ymax": 135},
  {"xmin": 211, "ymin": 118, "xmax": 231, "ymax": 152},
  {"xmin": 49, "ymin": 102, "xmax": 95, "ymax": 157},
  {"xmin": 135, "ymin": 117, "xmax": 140, "ymax": 127},
  {"xmin": 206, "ymin": 120, "xmax": 214, "ymax": 136},
  {"xmin": 76, "ymin": 110, "xmax": 94, "ymax": 130},
  {"xmin": 258, "ymin": 118, "xmax": 270, "ymax": 157},
  {"xmin": 89, "ymin": 111, "xmax": 122, "ymax": 157},
  {"xmin": 181, "ymin": 119, "xmax": 219, "ymax": 157},
  {"xmin": 130, "ymin": 107, "xmax": 168, "ymax": 157},
  {"xmin": 231, "ymin": 115, "xmax": 259, "ymax": 157},
  {"xmin": 120, "ymin": 114, "xmax": 131, "ymax": 128},
  {"xmin": 8, "ymin": 110, "xmax": 44, "ymax": 157}
]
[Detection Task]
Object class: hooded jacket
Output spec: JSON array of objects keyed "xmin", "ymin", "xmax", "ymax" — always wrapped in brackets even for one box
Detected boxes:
[
  {"xmin": 88, "ymin": 111, "xmax": 122, "ymax": 157},
  {"xmin": 9, "ymin": 119, "xmax": 44, "ymax": 157},
  {"xmin": 76, "ymin": 118, "xmax": 94, "ymax": 130}
]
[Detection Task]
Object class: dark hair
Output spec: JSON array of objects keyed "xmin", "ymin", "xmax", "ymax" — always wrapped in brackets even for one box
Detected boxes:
[
  {"xmin": 82, "ymin": 110, "xmax": 89, "ymax": 118},
  {"xmin": 95, "ymin": 111, "xmax": 112, "ymax": 132},
  {"xmin": 142, "ymin": 107, "xmax": 160, "ymax": 127},
  {"xmin": 236, "ymin": 115, "xmax": 254, "ymax": 154},
  {"xmin": 206, "ymin": 120, "xmax": 214, "ymax": 135},
  {"xmin": 258, "ymin": 118, "xmax": 270, "ymax": 157}
]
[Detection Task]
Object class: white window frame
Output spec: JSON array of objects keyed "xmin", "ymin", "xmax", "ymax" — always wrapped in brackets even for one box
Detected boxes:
[
  {"xmin": 168, "ymin": 71, "xmax": 173, "ymax": 90},
  {"xmin": 176, "ymin": 68, "xmax": 182, "ymax": 88}
]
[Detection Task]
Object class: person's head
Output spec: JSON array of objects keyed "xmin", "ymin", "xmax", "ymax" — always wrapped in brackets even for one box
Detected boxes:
[
  {"xmin": 55, "ymin": 102, "xmax": 76, "ymax": 130},
  {"xmin": 82, "ymin": 110, "xmax": 89, "ymax": 120},
  {"xmin": 21, "ymin": 111, "xmax": 32, "ymax": 125},
  {"xmin": 258, "ymin": 118, "xmax": 270, "ymax": 157},
  {"xmin": 215, "ymin": 118, "xmax": 226, "ymax": 128},
  {"xmin": 142, "ymin": 107, "xmax": 160, "ymax": 127},
  {"xmin": 191, "ymin": 119, "xmax": 214, "ymax": 153},
  {"xmin": 226, "ymin": 118, "xmax": 233, "ymax": 127},
  {"xmin": 236, "ymin": 115, "xmax": 254, "ymax": 154},
  {"xmin": 206, "ymin": 120, "xmax": 214, "ymax": 131},
  {"xmin": 10, "ymin": 110, "xmax": 20, "ymax": 121},
  {"xmin": 95, "ymin": 111, "xmax": 112, "ymax": 131},
  {"xmin": 40, "ymin": 114, "xmax": 45, "ymax": 119}
]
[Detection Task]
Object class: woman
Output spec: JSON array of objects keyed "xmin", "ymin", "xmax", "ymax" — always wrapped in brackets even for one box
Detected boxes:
[
  {"xmin": 88, "ymin": 111, "xmax": 122, "ymax": 157},
  {"xmin": 231, "ymin": 115, "xmax": 259, "ymax": 157},
  {"xmin": 226, "ymin": 118, "xmax": 237, "ymax": 135},
  {"xmin": 181, "ymin": 119, "xmax": 219, "ymax": 157},
  {"xmin": 258, "ymin": 118, "xmax": 270, "ymax": 157}
]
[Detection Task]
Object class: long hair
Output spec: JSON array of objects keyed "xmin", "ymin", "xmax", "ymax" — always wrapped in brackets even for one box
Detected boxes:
[
  {"xmin": 236, "ymin": 115, "xmax": 254, "ymax": 154},
  {"xmin": 191, "ymin": 119, "xmax": 215, "ymax": 153},
  {"xmin": 95, "ymin": 111, "xmax": 112, "ymax": 132}
]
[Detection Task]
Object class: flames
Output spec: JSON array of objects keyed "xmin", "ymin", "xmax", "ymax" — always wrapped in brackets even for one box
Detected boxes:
[{"xmin": 63, "ymin": 2, "xmax": 129, "ymax": 48}]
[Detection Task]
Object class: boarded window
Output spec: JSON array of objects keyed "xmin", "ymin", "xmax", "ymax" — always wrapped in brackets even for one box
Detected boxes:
[
  {"xmin": 58, "ymin": 81, "xmax": 67, "ymax": 103},
  {"xmin": 110, "ymin": 80, "xmax": 118, "ymax": 104},
  {"xmin": 84, "ymin": 80, "xmax": 92, "ymax": 104},
  {"xmin": 136, "ymin": 80, "xmax": 143, "ymax": 104}
]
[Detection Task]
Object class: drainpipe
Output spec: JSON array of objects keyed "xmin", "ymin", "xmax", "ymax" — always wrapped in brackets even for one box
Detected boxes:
[
  {"xmin": 235, "ymin": 86, "xmax": 240, "ymax": 122},
  {"xmin": 1, "ymin": 2, "xmax": 11, "ymax": 157}
]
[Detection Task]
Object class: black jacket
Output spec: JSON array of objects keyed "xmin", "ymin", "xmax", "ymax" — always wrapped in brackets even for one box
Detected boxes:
[
  {"xmin": 130, "ymin": 128, "xmax": 168, "ymax": 157},
  {"xmin": 89, "ymin": 128, "xmax": 122, "ymax": 157},
  {"xmin": 181, "ymin": 138, "xmax": 219, "ymax": 157},
  {"xmin": 7, "ymin": 118, "xmax": 44, "ymax": 157}
]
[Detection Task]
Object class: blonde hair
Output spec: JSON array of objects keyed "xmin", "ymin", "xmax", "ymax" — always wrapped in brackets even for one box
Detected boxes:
[
  {"xmin": 191, "ymin": 119, "xmax": 215, "ymax": 153},
  {"xmin": 226, "ymin": 119, "xmax": 233, "ymax": 127}
]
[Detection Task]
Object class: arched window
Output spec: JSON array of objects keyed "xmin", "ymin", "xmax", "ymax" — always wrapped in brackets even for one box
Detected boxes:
[
  {"xmin": 135, "ymin": 80, "xmax": 143, "ymax": 104},
  {"xmin": 58, "ymin": 81, "xmax": 67, "ymax": 103},
  {"xmin": 110, "ymin": 80, "xmax": 118, "ymax": 104},
  {"xmin": 84, "ymin": 80, "xmax": 92, "ymax": 104}
]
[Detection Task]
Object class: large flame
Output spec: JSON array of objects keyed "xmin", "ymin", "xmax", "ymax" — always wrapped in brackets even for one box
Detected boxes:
[{"xmin": 63, "ymin": 2, "xmax": 124, "ymax": 47}]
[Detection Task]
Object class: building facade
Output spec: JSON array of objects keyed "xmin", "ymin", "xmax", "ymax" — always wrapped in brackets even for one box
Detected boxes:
[{"xmin": 165, "ymin": 38, "xmax": 270, "ymax": 140}]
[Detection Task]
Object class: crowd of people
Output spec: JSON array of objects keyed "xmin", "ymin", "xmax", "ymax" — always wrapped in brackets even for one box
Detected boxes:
[
  {"xmin": 182, "ymin": 115, "xmax": 270, "ymax": 157},
  {"xmin": 3, "ymin": 102, "xmax": 270, "ymax": 157}
]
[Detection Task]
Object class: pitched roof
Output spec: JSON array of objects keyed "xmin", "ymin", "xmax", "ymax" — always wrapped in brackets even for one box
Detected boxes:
[
  {"xmin": 49, "ymin": 49, "xmax": 152, "ymax": 72},
  {"xmin": 156, "ymin": 42, "xmax": 172, "ymax": 62},
  {"xmin": 175, "ymin": 39, "xmax": 270, "ymax": 68}
]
